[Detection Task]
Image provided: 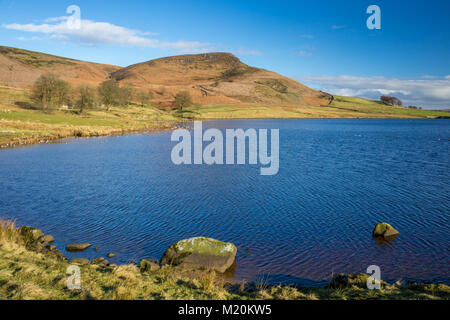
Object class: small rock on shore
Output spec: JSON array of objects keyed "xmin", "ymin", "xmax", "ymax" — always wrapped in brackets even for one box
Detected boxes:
[{"xmin": 66, "ymin": 243, "xmax": 92, "ymax": 252}]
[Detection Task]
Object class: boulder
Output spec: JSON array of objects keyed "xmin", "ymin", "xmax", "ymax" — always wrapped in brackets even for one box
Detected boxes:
[
  {"xmin": 161, "ymin": 237, "xmax": 237, "ymax": 273},
  {"xmin": 71, "ymin": 258, "xmax": 90, "ymax": 266},
  {"xmin": 66, "ymin": 243, "xmax": 92, "ymax": 252},
  {"xmin": 19, "ymin": 226, "xmax": 44, "ymax": 243},
  {"xmin": 92, "ymin": 257, "xmax": 105, "ymax": 264},
  {"xmin": 40, "ymin": 235, "xmax": 55, "ymax": 244},
  {"xmin": 373, "ymin": 223, "xmax": 399, "ymax": 239},
  {"xmin": 140, "ymin": 259, "xmax": 160, "ymax": 273},
  {"xmin": 107, "ymin": 253, "xmax": 117, "ymax": 258}
]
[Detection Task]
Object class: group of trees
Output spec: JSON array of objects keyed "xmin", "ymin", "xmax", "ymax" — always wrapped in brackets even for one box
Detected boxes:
[
  {"xmin": 31, "ymin": 73, "xmax": 194, "ymax": 113},
  {"xmin": 380, "ymin": 96, "xmax": 403, "ymax": 107},
  {"xmin": 380, "ymin": 96, "xmax": 424, "ymax": 110},
  {"xmin": 31, "ymin": 74, "xmax": 154, "ymax": 113}
]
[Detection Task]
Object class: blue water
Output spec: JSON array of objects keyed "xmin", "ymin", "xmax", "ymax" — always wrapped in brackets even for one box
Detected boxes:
[{"xmin": 0, "ymin": 119, "xmax": 449, "ymax": 285}]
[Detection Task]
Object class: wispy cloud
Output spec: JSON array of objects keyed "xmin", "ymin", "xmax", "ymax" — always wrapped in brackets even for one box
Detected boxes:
[
  {"xmin": 298, "ymin": 75, "xmax": 450, "ymax": 109},
  {"xmin": 331, "ymin": 25, "xmax": 345, "ymax": 29},
  {"xmin": 299, "ymin": 34, "xmax": 314, "ymax": 39},
  {"xmin": 3, "ymin": 16, "xmax": 211, "ymax": 53}
]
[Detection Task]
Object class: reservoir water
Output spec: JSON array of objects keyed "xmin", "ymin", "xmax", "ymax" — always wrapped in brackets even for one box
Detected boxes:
[{"xmin": 0, "ymin": 119, "xmax": 448, "ymax": 285}]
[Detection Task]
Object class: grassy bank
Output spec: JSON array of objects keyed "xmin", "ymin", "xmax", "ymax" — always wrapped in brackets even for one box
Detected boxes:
[
  {"xmin": 1, "ymin": 85, "xmax": 449, "ymax": 149},
  {"xmin": 0, "ymin": 86, "xmax": 177, "ymax": 148},
  {"xmin": 0, "ymin": 220, "xmax": 448, "ymax": 300},
  {"xmin": 181, "ymin": 97, "xmax": 449, "ymax": 120}
]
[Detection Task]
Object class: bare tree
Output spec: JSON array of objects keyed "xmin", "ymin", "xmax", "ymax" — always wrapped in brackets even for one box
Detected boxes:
[
  {"xmin": 31, "ymin": 74, "xmax": 71, "ymax": 111},
  {"xmin": 76, "ymin": 85, "xmax": 97, "ymax": 113},
  {"xmin": 174, "ymin": 91, "xmax": 192, "ymax": 111},
  {"xmin": 98, "ymin": 80, "xmax": 120, "ymax": 111}
]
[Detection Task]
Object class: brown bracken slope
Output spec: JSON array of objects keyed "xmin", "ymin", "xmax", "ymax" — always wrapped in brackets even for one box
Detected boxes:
[
  {"xmin": 110, "ymin": 52, "xmax": 329, "ymax": 107},
  {"xmin": 0, "ymin": 46, "xmax": 120, "ymax": 88},
  {"xmin": 0, "ymin": 46, "xmax": 329, "ymax": 107}
]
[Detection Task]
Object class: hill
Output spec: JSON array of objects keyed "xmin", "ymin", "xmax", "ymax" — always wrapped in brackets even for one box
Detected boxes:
[
  {"xmin": 0, "ymin": 46, "xmax": 120, "ymax": 88},
  {"xmin": 110, "ymin": 52, "xmax": 330, "ymax": 108}
]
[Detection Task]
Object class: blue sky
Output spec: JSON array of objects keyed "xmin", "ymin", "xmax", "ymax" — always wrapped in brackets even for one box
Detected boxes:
[{"xmin": 1, "ymin": 0, "xmax": 449, "ymax": 108}]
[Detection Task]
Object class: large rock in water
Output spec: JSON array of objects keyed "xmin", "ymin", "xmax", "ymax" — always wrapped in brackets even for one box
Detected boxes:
[
  {"xmin": 161, "ymin": 237, "xmax": 237, "ymax": 273},
  {"xmin": 373, "ymin": 223, "xmax": 399, "ymax": 239}
]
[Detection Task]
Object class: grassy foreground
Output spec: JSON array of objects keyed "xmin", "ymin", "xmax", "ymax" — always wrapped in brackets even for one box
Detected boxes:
[
  {"xmin": 0, "ymin": 220, "xmax": 448, "ymax": 300},
  {"xmin": 1, "ymin": 85, "xmax": 449, "ymax": 149}
]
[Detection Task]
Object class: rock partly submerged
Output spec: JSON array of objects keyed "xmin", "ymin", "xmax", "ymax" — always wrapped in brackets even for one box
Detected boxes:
[
  {"xmin": 66, "ymin": 243, "xmax": 92, "ymax": 252},
  {"xmin": 373, "ymin": 223, "xmax": 400, "ymax": 239},
  {"xmin": 18, "ymin": 226, "xmax": 65, "ymax": 260},
  {"xmin": 161, "ymin": 237, "xmax": 237, "ymax": 273}
]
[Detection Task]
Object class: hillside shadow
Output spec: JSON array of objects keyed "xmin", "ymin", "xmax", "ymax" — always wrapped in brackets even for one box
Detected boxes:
[{"xmin": 14, "ymin": 101, "xmax": 37, "ymax": 110}]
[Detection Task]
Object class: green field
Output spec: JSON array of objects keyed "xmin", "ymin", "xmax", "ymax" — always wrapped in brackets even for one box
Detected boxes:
[{"xmin": 181, "ymin": 96, "xmax": 449, "ymax": 120}]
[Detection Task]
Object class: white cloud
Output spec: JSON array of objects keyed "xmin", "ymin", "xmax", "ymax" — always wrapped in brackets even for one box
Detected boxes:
[
  {"xmin": 331, "ymin": 25, "xmax": 345, "ymax": 29},
  {"xmin": 445, "ymin": 75, "xmax": 450, "ymax": 80},
  {"xmin": 298, "ymin": 75, "xmax": 450, "ymax": 109},
  {"xmin": 3, "ymin": 16, "xmax": 210, "ymax": 53}
]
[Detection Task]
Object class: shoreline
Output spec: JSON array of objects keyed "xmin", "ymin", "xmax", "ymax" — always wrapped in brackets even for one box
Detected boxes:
[
  {"xmin": 1, "ymin": 116, "xmax": 448, "ymax": 150},
  {"xmin": 0, "ymin": 122, "xmax": 178, "ymax": 150},
  {"xmin": 1, "ymin": 220, "xmax": 449, "ymax": 300}
]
